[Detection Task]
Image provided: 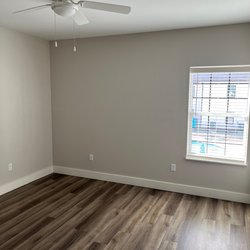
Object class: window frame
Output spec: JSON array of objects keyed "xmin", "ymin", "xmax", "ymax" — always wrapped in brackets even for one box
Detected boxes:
[{"xmin": 186, "ymin": 65, "xmax": 250, "ymax": 166}]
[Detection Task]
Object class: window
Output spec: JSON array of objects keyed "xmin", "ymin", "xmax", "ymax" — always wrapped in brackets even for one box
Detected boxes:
[{"xmin": 186, "ymin": 66, "xmax": 250, "ymax": 165}]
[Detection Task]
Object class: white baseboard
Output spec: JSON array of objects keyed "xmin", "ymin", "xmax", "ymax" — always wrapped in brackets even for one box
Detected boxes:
[
  {"xmin": 1, "ymin": 165, "xmax": 249, "ymax": 204},
  {"xmin": 0, "ymin": 166, "xmax": 53, "ymax": 196},
  {"xmin": 53, "ymin": 165, "xmax": 250, "ymax": 204}
]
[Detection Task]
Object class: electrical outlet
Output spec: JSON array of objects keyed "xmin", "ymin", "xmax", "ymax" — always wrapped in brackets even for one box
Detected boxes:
[
  {"xmin": 89, "ymin": 154, "xmax": 94, "ymax": 161},
  {"xmin": 8, "ymin": 163, "xmax": 13, "ymax": 171},
  {"xmin": 170, "ymin": 163, "xmax": 176, "ymax": 172}
]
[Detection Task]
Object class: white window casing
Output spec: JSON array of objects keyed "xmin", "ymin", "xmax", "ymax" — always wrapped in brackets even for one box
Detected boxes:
[{"xmin": 186, "ymin": 65, "xmax": 250, "ymax": 166}]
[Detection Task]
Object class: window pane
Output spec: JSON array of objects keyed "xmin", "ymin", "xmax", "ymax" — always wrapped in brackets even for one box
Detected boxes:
[
  {"xmin": 228, "ymin": 99, "xmax": 248, "ymax": 114},
  {"xmin": 210, "ymin": 99, "xmax": 227, "ymax": 113},
  {"xmin": 190, "ymin": 114, "xmax": 247, "ymax": 160}
]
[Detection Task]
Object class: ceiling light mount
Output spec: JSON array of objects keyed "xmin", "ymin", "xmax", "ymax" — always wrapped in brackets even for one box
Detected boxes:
[{"xmin": 69, "ymin": 0, "xmax": 86, "ymax": 8}]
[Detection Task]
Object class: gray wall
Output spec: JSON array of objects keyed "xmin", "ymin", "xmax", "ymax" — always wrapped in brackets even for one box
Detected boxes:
[
  {"xmin": 0, "ymin": 28, "xmax": 52, "ymax": 185},
  {"xmin": 50, "ymin": 23, "xmax": 250, "ymax": 194}
]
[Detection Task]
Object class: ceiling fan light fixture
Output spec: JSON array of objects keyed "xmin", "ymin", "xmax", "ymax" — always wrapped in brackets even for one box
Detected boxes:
[{"xmin": 52, "ymin": 4, "xmax": 78, "ymax": 17}]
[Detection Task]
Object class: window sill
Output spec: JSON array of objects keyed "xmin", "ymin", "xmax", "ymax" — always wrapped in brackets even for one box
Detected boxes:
[{"xmin": 185, "ymin": 155, "xmax": 247, "ymax": 167}]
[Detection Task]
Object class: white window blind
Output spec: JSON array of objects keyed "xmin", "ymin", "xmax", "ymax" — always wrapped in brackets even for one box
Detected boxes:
[{"xmin": 186, "ymin": 66, "xmax": 250, "ymax": 165}]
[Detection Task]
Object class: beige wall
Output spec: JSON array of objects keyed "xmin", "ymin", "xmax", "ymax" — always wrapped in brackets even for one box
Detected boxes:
[
  {"xmin": 50, "ymin": 23, "xmax": 250, "ymax": 194},
  {"xmin": 0, "ymin": 28, "xmax": 52, "ymax": 185}
]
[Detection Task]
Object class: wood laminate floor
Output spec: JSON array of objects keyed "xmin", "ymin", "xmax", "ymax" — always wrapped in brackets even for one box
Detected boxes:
[{"xmin": 0, "ymin": 174, "xmax": 249, "ymax": 250}]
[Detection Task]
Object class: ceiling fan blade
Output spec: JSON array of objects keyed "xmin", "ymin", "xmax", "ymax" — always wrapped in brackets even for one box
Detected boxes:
[
  {"xmin": 74, "ymin": 9, "xmax": 89, "ymax": 25},
  {"xmin": 82, "ymin": 1, "xmax": 131, "ymax": 14},
  {"xmin": 13, "ymin": 4, "xmax": 52, "ymax": 14}
]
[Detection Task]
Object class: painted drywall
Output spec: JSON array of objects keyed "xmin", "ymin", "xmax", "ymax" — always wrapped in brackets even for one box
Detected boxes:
[
  {"xmin": 50, "ymin": 23, "xmax": 250, "ymax": 194},
  {"xmin": 0, "ymin": 28, "xmax": 52, "ymax": 186}
]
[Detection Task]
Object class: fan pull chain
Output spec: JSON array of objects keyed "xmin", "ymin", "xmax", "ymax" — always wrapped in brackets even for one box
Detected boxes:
[
  {"xmin": 73, "ymin": 17, "xmax": 77, "ymax": 52},
  {"xmin": 54, "ymin": 13, "xmax": 58, "ymax": 48}
]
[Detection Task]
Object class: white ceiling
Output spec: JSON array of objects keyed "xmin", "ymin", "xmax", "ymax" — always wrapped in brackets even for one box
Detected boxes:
[{"xmin": 0, "ymin": 0, "xmax": 250, "ymax": 40}]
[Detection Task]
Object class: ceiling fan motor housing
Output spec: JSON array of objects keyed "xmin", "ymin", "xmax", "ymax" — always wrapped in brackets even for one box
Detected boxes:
[{"xmin": 52, "ymin": 3, "xmax": 79, "ymax": 17}]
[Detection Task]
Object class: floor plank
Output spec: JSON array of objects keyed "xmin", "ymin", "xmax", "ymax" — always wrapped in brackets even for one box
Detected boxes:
[{"xmin": 0, "ymin": 174, "xmax": 249, "ymax": 250}]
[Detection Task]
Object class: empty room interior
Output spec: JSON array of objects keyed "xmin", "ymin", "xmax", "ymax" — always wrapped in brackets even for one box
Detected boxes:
[{"xmin": 0, "ymin": 0, "xmax": 250, "ymax": 249}]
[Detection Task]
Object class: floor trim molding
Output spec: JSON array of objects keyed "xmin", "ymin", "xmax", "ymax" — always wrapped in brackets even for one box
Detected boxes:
[
  {"xmin": 53, "ymin": 165, "xmax": 250, "ymax": 204},
  {"xmin": 0, "ymin": 166, "xmax": 53, "ymax": 196}
]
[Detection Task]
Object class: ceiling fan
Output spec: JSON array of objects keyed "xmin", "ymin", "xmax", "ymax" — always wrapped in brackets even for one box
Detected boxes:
[{"xmin": 13, "ymin": 0, "xmax": 131, "ymax": 26}]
